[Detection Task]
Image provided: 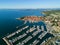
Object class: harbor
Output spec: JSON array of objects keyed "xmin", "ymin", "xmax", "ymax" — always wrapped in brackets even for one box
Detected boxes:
[{"xmin": 2, "ymin": 21, "xmax": 54, "ymax": 45}]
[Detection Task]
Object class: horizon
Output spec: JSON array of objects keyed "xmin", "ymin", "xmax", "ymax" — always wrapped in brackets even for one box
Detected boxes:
[
  {"xmin": 0, "ymin": 0, "xmax": 60, "ymax": 9},
  {"xmin": 0, "ymin": 7, "xmax": 60, "ymax": 9}
]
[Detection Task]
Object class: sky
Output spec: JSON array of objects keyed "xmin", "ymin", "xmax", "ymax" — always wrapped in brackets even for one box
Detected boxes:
[{"xmin": 0, "ymin": 0, "xmax": 60, "ymax": 9}]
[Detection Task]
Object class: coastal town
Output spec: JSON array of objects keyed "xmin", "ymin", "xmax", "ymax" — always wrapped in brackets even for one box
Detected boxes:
[
  {"xmin": 43, "ymin": 10, "xmax": 60, "ymax": 45},
  {"xmin": 43, "ymin": 10, "xmax": 60, "ymax": 32},
  {"xmin": 16, "ymin": 10, "xmax": 60, "ymax": 45},
  {"xmin": 16, "ymin": 16, "xmax": 44, "ymax": 23},
  {"xmin": 2, "ymin": 10, "xmax": 60, "ymax": 45}
]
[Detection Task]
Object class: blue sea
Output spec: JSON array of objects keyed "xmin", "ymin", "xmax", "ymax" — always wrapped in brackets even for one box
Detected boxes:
[{"xmin": 0, "ymin": 9, "xmax": 46, "ymax": 44}]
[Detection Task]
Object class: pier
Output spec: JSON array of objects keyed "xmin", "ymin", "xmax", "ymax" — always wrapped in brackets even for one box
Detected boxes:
[
  {"xmin": 2, "ymin": 22, "xmax": 53, "ymax": 45},
  {"xmin": 38, "ymin": 31, "xmax": 48, "ymax": 39},
  {"xmin": 32, "ymin": 39, "xmax": 39, "ymax": 45},
  {"xmin": 2, "ymin": 37, "xmax": 13, "ymax": 45}
]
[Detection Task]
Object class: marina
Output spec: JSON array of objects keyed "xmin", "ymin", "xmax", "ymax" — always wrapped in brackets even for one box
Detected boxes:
[
  {"xmin": 2, "ymin": 18, "xmax": 54, "ymax": 45},
  {"xmin": 3, "ymin": 21, "xmax": 53, "ymax": 45},
  {"xmin": 0, "ymin": 8, "xmax": 59, "ymax": 45}
]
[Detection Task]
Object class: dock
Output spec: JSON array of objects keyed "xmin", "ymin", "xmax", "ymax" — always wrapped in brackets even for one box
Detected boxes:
[{"xmin": 2, "ymin": 23, "xmax": 53, "ymax": 45}]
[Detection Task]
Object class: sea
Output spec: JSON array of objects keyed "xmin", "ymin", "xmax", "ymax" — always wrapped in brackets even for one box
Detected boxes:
[{"xmin": 0, "ymin": 9, "xmax": 53, "ymax": 45}]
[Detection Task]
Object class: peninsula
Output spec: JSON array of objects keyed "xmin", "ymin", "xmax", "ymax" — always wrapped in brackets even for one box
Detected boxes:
[{"xmin": 16, "ymin": 16, "xmax": 44, "ymax": 23}]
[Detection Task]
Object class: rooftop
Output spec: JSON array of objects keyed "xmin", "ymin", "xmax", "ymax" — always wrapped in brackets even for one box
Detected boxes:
[{"xmin": 16, "ymin": 16, "xmax": 44, "ymax": 23}]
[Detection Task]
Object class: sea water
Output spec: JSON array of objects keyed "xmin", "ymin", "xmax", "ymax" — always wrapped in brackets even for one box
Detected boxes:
[{"xmin": 0, "ymin": 9, "xmax": 45, "ymax": 44}]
